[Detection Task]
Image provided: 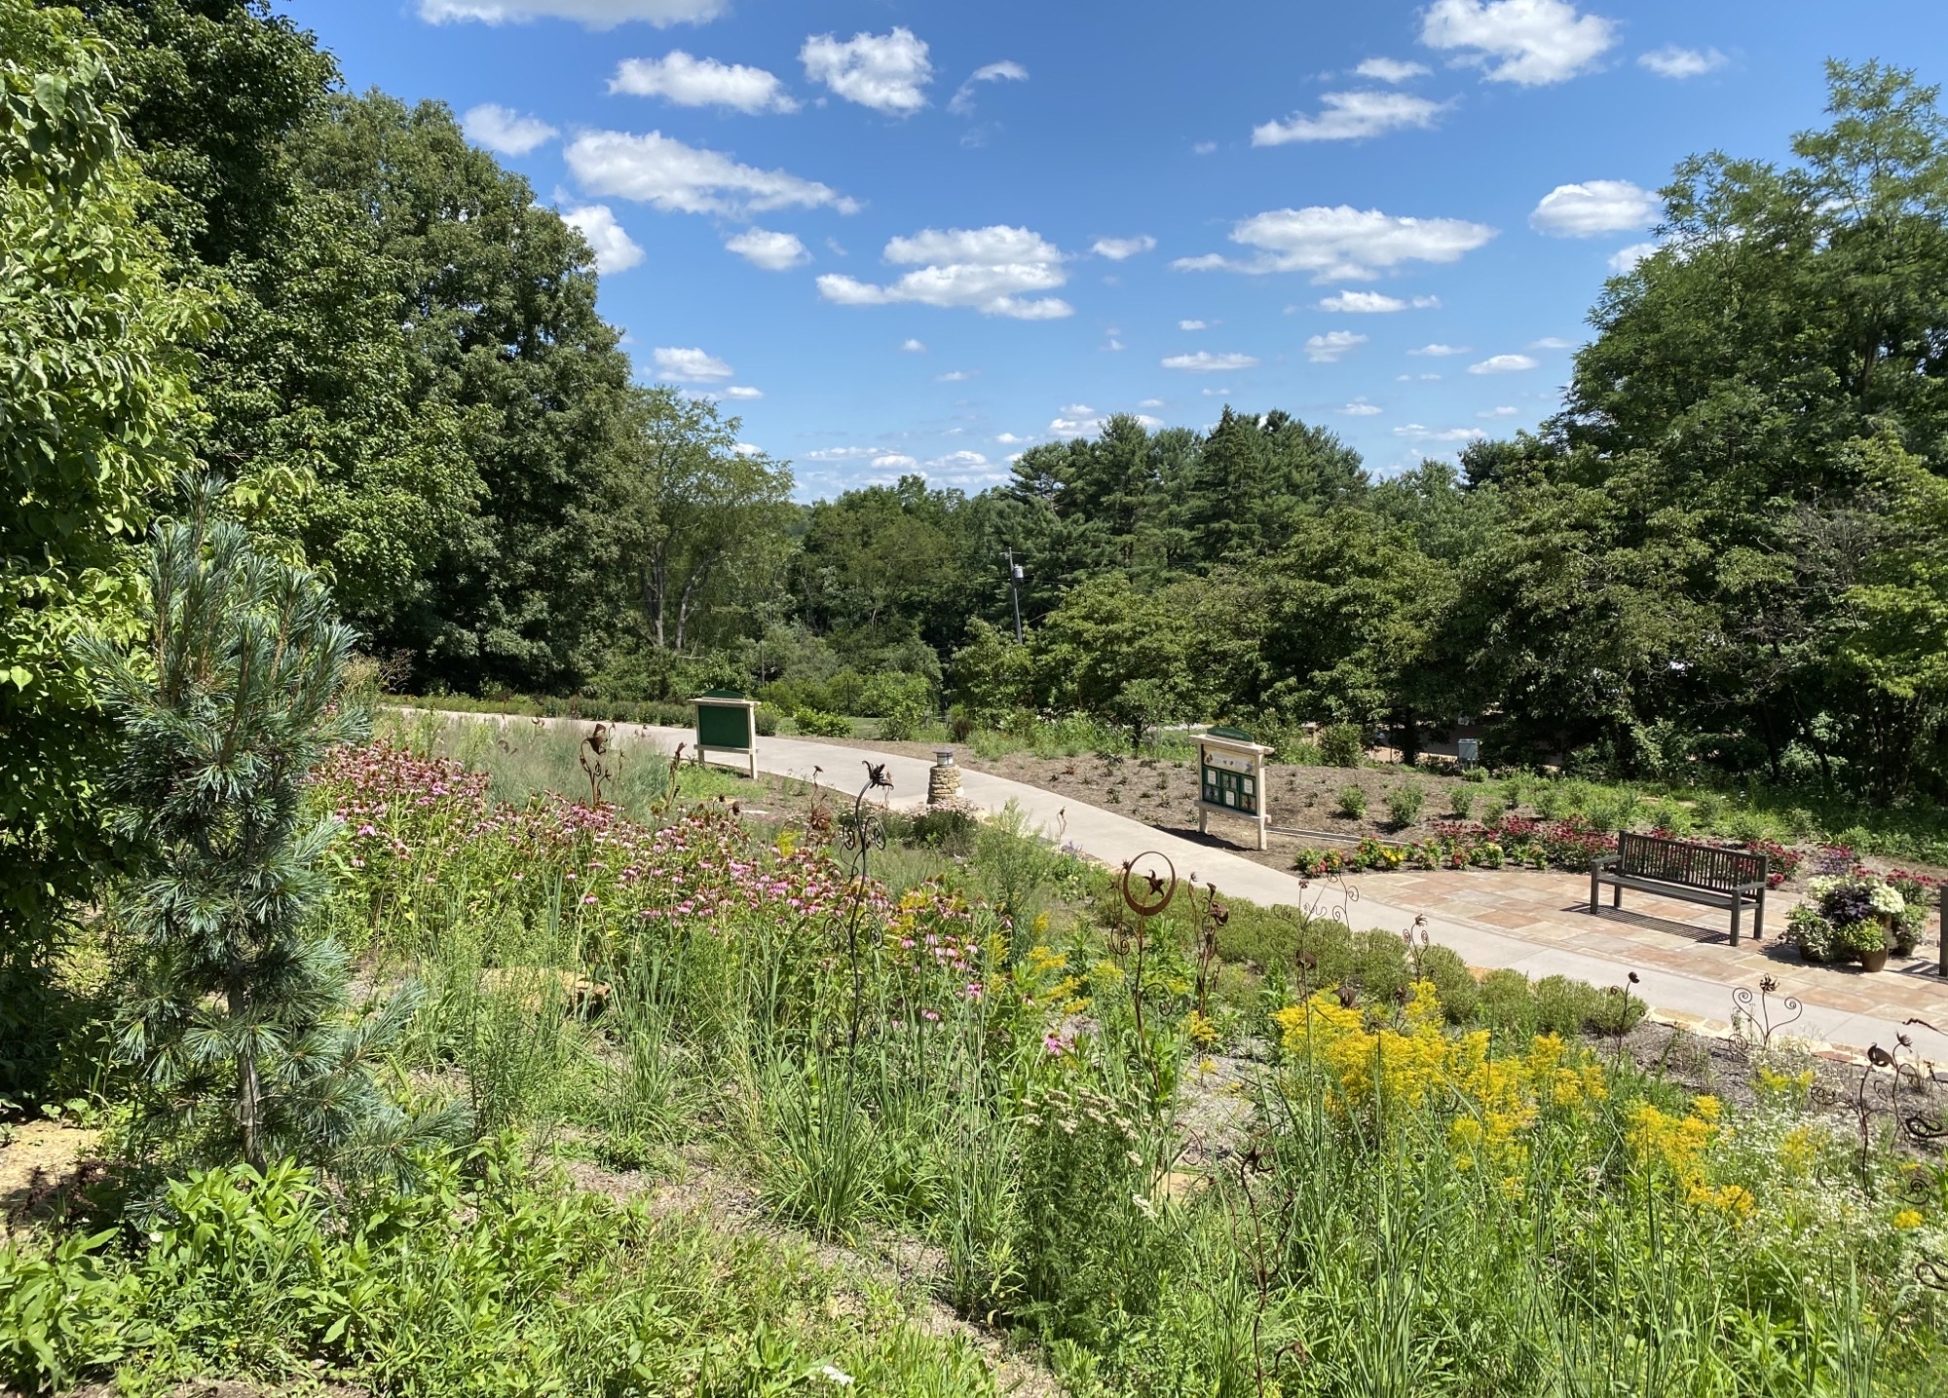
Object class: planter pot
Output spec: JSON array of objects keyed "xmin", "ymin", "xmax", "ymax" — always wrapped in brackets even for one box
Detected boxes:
[
  {"xmin": 1796, "ymin": 942, "xmax": 1830, "ymax": 965},
  {"xmin": 1858, "ymin": 947, "xmax": 1890, "ymax": 973}
]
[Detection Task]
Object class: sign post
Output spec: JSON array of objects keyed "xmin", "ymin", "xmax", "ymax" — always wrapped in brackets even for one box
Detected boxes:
[
  {"xmin": 1197, "ymin": 726, "xmax": 1274, "ymax": 851},
  {"xmin": 692, "ymin": 690, "xmax": 758, "ymax": 778}
]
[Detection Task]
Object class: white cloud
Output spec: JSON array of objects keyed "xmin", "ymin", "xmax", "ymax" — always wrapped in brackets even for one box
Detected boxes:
[
  {"xmin": 725, "ymin": 227, "xmax": 810, "ymax": 270},
  {"xmin": 801, "ymin": 27, "xmax": 932, "ymax": 114},
  {"xmin": 1173, "ymin": 205, "xmax": 1496, "ymax": 281},
  {"xmin": 1478, "ymin": 404, "xmax": 1519, "ymax": 417},
  {"xmin": 1138, "ymin": 397, "xmax": 1165, "ymax": 408},
  {"xmin": 1341, "ymin": 397, "xmax": 1383, "ymax": 416},
  {"xmin": 804, "ymin": 446, "xmax": 875, "ymax": 461},
  {"xmin": 1639, "ymin": 45, "xmax": 1726, "ymax": 79},
  {"xmin": 1420, "ymin": 0, "xmax": 1617, "ymax": 86},
  {"xmin": 723, "ymin": 385, "xmax": 763, "ymax": 399},
  {"xmin": 1530, "ymin": 179, "xmax": 1657, "ymax": 236},
  {"xmin": 1398, "ymin": 372, "xmax": 1444, "ymax": 381},
  {"xmin": 1306, "ymin": 330, "xmax": 1368, "ymax": 362},
  {"xmin": 462, "ymin": 103, "xmax": 558, "ymax": 155},
  {"xmin": 561, "ymin": 204, "xmax": 644, "ymax": 272},
  {"xmin": 1179, "ymin": 318, "xmax": 1208, "ymax": 331},
  {"xmin": 995, "ymin": 431, "xmax": 1038, "ymax": 445},
  {"xmin": 609, "ymin": 52, "xmax": 798, "ymax": 112},
  {"xmin": 921, "ymin": 449, "xmax": 992, "ymax": 474},
  {"xmin": 1103, "ymin": 336, "xmax": 1125, "ymax": 351},
  {"xmin": 1410, "ymin": 343, "xmax": 1471, "ymax": 356},
  {"xmin": 948, "ymin": 59, "xmax": 1027, "ymax": 116},
  {"xmin": 1529, "ymin": 336, "xmax": 1574, "ymax": 349},
  {"xmin": 817, "ymin": 224, "xmax": 1071, "ymax": 319},
  {"xmin": 1192, "ymin": 140, "xmax": 1218, "ymax": 155},
  {"xmin": 1162, "ymin": 350, "xmax": 1258, "ymax": 373},
  {"xmin": 1608, "ymin": 240, "xmax": 1658, "ymax": 273},
  {"xmin": 732, "ymin": 441, "xmax": 763, "ymax": 456},
  {"xmin": 1356, "ymin": 57, "xmax": 1432, "ymax": 82},
  {"xmin": 1468, "ymin": 353, "xmax": 1538, "ymax": 374},
  {"xmin": 1091, "ymin": 234, "xmax": 1157, "ymax": 260},
  {"xmin": 1319, "ymin": 290, "xmax": 1440, "ymax": 313},
  {"xmin": 936, "ymin": 369, "xmax": 974, "ymax": 382},
  {"xmin": 566, "ymin": 129, "xmax": 856, "ymax": 217},
  {"xmin": 871, "ymin": 452, "xmax": 918, "ymax": 470},
  {"xmin": 1395, "ymin": 423, "xmax": 1488, "ymax": 443},
  {"xmin": 900, "ymin": 338, "xmax": 926, "ymax": 353},
  {"xmin": 1050, "ymin": 408, "xmax": 1163, "ymax": 435},
  {"xmin": 1252, "ymin": 90, "xmax": 1447, "ymax": 145},
  {"xmin": 419, "ymin": 0, "xmax": 722, "ymax": 27},
  {"xmin": 1200, "ymin": 387, "xmax": 1230, "ymax": 397},
  {"xmin": 652, "ymin": 346, "xmax": 733, "ymax": 381}
]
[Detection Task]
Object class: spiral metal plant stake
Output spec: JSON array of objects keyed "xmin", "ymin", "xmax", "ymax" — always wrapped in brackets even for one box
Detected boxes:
[
  {"xmin": 1118, "ymin": 851, "xmax": 1178, "ymax": 1106},
  {"xmin": 1295, "ymin": 865, "xmax": 1360, "ymax": 929},
  {"xmin": 1730, "ymin": 975, "xmax": 1803, "ymax": 1050},
  {"xmin": 838, "ymin": 762, "xmax": 893, "ymax": 1052},
  {"xmin": 579, "ymin": 722, "xmax": 617, "ymax": 806},
  {"xmin": 1891, "ymin": 1018, "xmax": 1948, "ymax": 1293},
  {"xmin": 1188, "ymin": 877, "xmax": 1228, "ymax": 1020}
]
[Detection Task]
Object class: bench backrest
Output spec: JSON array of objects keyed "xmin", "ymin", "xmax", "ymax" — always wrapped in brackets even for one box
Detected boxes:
[{"xmin": 1616, "ymin": 831, "xmax": 1765, "ymax": 891}]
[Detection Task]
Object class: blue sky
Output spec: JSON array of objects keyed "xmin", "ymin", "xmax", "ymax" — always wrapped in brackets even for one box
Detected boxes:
[{"xmin": 289, "ymin": 0, "xmax": 1948, "ymax": 499}]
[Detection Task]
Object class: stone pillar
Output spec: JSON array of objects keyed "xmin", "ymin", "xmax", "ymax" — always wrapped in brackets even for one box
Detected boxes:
[{"xmin": 928, "ymin": 748, "xmax": 962, "ymax": 806}]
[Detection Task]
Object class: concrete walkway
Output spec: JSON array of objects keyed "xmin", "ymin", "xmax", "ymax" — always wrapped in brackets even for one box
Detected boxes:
[{"xmin": 424, "ymin": 711, "xmax": 1942, "ymax": 1057}]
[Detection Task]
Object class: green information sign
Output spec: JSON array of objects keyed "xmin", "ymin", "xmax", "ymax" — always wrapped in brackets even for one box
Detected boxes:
[
  {"xmin": 693, "ymin": 691, "xmax": 758, "ymax": 776},
  {"xmin": 1196, "ymin": 728, "xmax": 1273, "ymax": 851}
]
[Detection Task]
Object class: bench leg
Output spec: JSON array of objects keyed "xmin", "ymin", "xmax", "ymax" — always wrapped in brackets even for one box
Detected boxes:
[
  {"xmin": 1613, "ymin": 884, "xmax": 1622, "ymax": 909},
  {"xmin": 1730, "ymin": 897, "xmax": 1741, "ymax": 948},
  {"xmin": 1589, "ymin": 866, "xmax": 1598, "ymax": 914},
  {"xmin": 1754, "ymin": 886, "xmax": 1764, "ymax": 941}
]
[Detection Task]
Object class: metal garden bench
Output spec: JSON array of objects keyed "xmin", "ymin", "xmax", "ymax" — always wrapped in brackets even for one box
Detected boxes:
[{"xmin": 1589, "ymin": 831, "xmax": 1769, "ymax": 946}]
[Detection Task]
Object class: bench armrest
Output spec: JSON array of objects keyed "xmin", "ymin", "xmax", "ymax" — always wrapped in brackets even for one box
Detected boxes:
[{"xmin": 1590, "ymin": 853, "xmax": 1619, "ymax": 872}]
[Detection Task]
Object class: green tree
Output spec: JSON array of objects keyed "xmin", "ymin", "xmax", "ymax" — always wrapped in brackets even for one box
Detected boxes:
[
  {"xmin": 1, "ymin": 0, "xmax": 210, "ymax": 1092},
  {"xmin": 947, "ymin": 618, "xmax": 1034, "ymax": 728},
  {"xmin": 80, "ymin": 486, "xmax": 459, "ymax": 1174},
  {"xmin": 1032, "ymin": 574, "xmax": 1210, "ymax": 748}
]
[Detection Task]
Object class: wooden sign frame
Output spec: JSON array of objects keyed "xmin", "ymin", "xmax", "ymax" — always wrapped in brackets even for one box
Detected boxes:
[
  {"xmin": 1196, "ymin": 726, "xmax": 1274, "ymax": 851},
  {"xmin": 692, "ymin": 691, "xmax": 758, "ymax": 777}
]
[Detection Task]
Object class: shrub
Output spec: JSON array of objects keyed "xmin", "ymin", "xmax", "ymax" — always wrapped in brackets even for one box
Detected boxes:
[
  {"xmin": 1335, "ymin": 785, "xmax": 1368, "ymax": 819},
  {"xmin": 1479, "ymin": 796, "xmax": 1507, "ymax": 825},
  {"xmin": 878, "ymin": 697, "xmax": 927, "ymax": 742},
  {"xmin": 1416, "ymin": 945, "xmax": 1480, "ymax": 1023},
  {"xmin": 1318, "ymin": 723, "xmax": 1365, "ymax": 768},
  {"xmin": 1532, "ymin": 976, "xmax": 1601, "ymax": 1037},
  {"xmin": 1385, "ymin": 784, "xmax": 1426, "ymax": 829},
  {"xmin": 793, "ymin": 709, "xmax": 853, "ymax": 738},
  {"xmin": 1477, "ymin": 969, "xmax": 1536, "ymax": 1036},
  {"xmin": 1447, "ymin": 787, "xmax": 1475, "ymax": 820}
]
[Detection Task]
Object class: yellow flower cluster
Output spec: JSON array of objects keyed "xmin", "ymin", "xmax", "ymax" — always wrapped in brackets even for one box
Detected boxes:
[
  {"xmin": 1624, "ymin": 1099, "xmax": 1753, "ymax": 1216},
  {"xmin": 1272, "ymin": 981, "xmax": 1608, "ymax": 1175},
  {"xmin": 1893, "ymin": 1208, "xmax": 1925, "ymax": 1231},
  {"xmin": 1184, "ymin": 1009, "xmax": 1221, "ymax": 1050},
  {"xmin": 1018, "ymin": 944, "xmax": 1089, "ymax": 1014}
]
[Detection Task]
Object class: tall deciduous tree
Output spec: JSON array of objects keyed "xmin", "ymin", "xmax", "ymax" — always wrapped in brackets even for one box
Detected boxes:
[{"xmin": 1, "ymin": 0, "xmax": 210, "ymax": 1092}]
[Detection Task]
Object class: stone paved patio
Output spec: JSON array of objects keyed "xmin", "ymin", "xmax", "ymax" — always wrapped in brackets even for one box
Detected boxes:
[{"xmin": 1346, "ymin": 866, "xmax": 1948, "ymax": 1040}]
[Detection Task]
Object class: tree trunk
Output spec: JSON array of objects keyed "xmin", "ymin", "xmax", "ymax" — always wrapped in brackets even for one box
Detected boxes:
[{"xmin": 228, "ymin": 964, "xmax": 263, "ymax": 1168}]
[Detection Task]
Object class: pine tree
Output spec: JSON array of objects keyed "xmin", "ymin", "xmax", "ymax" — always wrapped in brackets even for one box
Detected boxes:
[{"xmin": 80, "ymin": 481, "xmax": 462, "ymax": 1176}]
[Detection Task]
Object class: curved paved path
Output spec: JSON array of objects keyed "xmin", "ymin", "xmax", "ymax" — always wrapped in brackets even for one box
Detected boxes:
[{"xmin": 417, "ymin": 711, "xmax": 1944, "ymax": 1057}]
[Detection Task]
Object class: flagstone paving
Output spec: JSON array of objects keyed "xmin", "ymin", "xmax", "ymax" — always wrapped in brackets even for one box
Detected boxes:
[{"xmin": 415, "ymin": 710, "xmax": 1948, "ymax": 1058}]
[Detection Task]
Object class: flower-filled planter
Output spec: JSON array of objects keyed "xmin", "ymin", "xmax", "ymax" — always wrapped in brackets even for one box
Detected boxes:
[{"xmin": 1783, "ymin": 873, "xmax": 1925, "ymax": 971}]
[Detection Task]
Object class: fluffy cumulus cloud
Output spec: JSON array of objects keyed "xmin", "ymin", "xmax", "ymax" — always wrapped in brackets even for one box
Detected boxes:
[
  {"xmin": 900, "ymin": 338, "xmax": 927, "ymax": 353},
  {"xmin": 1639, "ymin": 45, "xmax": 1726, "ymax": 79},
  {"xmin": 1173, "ymin": 205, "xmax": 1496, "ymax": 281},
  {"xmin": 461, "ymin": 103, "xmax": 558, "ymax": 155},
  {"xmin": 1468, "ymin": 353, "xmax": 1538, "ymax": 373},
  {"xmin": 1179, "ymin": 319, "xmax": 1207, "ymax": 330},
  {"xmin": 1478, "ymin": 405, "xmax": 1518, "ymax": 417},
  {"xmin": 1161, "ymin": 350, "xmax": 1258, "ymax": 373},
  {"xmin": 804, "ymin": 446, "xmax": 875, "ymax": 461},
  {"xmin": 1050, "ymin": 406, "xmax": 1163, "ymax": 435},
  {"xmin": 1395, "ymin": 423, "xmax": 1488, "ymax": 443},
  {"xmin": 1091, "ymin": 234, "xmax": 1157, "ymax": 260},
  {"xmin": 801, "ymin": 27, "xmax": 932, "ymax": 114},
  {"xmin": 994, "ymin": 431, "xmax": 1038, "ymax": 445},
  {"xmin": 1357, "ymin": 57, "xmax": 1432, "ymax": 82},
  {"xmin": 566, "ymin": 130, "xmax": 856, "ymax": 217},
  {"xmin": 724, "ymin": 227, "xmax": 810, "ymax": 270},
  {"xmin": 1530, "ymin": 179, "xmax": 1657, "ymax": 236},
  {"xmin": 609, "ymin": 52, "xmax": 798, "ymax": 112},
  {"xmin": 1410, "ymin": 342, "xmax": 1471, "ymax": 356},
  {"xmin": 936, "ymin": 369, "xmax": 974, "ymax": 382},
  {"xmin": 919, "ymin": 449, "xmax": 996, "ymax": 479},
  {"xmin": 1419, "ymin": 0, "xmax": 1617, "ymax": 86},
  {"xmin": 731, "ymin": 442, "xmax": 763, "ymax": 457},
  {"xmin": 1319, "ymin": 290, "xmax": 1439, "ymax": 313},
  {"xmin": 817, "ymin": 225, "xmax": 1072, "ymax": 319},
  {"xmin": 871, "ymin": 452, "xmax": 918, "ymax": 470},
  {"xmin": 948, "ymin": 59, "xmax": 1027, "ymax": 116},
  {"xmin": 1341, "ymin": 397, "xmax": 1383, "ymax": 416},
  {"xmin": 1305, "ymin": 330, "xmax": 1368, "ymax": 362},
  {"xmin": 652, "ymin": 345, "xmax": 733, "ymax": 381},
  {"xmin": 419, "ymin": 0, "xmax": 722, "ymax": 27},
  {"xmin": 1529, "ymin": 335, "xmax": 1574, "ymax": 349},
  {"xmin": 561, "ymin": 204, "xmax": 644, "ymax": 272},
  {"xmin": 722, "ymin": 385, "xmax": 763, "ymax": 399},
  {"xmin": 1252, "ymin": 90, "xmax": 1447, "ymax": 145},
  {"xmin": 1608, "ymin": 240, "xmax": 1659, "ymax": 273}
]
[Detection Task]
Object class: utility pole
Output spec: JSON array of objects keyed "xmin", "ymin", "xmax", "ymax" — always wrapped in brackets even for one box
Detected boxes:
[{"xmin": 1007, "ymin": 550, "xmax": 1024, "ymax": 643}]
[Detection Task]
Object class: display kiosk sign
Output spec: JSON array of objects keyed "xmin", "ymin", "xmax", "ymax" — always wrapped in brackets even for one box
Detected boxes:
[
  {"xmin": 1197, "ymin": 726, "xmax": 1274, "ymax": 850},
  {"xmin": 692, "ymin": 690, "xmax": 758, "ymax": 777}
]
